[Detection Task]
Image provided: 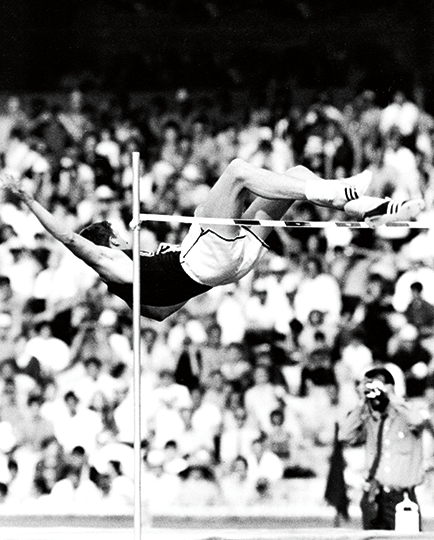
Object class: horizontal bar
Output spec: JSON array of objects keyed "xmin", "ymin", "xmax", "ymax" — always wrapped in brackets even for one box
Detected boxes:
[{"xmin": 134, "ymin": 213, "xmax": 431, "ymax": 229}]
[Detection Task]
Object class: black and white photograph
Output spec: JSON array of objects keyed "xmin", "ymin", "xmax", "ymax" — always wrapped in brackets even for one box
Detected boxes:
[{"xmin": 1, "ymin": 1, "xmax": 434, "ymax": 539}]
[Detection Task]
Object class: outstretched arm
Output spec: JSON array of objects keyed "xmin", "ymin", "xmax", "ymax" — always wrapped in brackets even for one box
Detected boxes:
[{"xmin": 0, "ymin": 172, "xmax": 132, "ymax": 284}]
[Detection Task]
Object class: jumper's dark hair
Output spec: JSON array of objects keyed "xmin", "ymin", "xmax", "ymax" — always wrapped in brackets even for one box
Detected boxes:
[{"xmin": 79, "ymin": 221, "xmax": 115, "ymax": 247}]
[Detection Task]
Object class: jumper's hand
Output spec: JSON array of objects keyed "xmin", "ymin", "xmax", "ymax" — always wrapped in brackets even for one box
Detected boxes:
[{"xmin": 0, "ymin": 169, "xmax": 31, "ymax": 201}]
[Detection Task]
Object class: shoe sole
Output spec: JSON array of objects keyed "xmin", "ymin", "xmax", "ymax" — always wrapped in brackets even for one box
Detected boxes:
[{"xmin": 365, "ymin": 200, "xmax": 425, "ymax": 226}]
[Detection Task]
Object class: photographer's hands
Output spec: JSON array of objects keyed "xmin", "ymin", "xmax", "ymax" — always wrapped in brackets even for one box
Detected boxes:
[{"xmin": 361, "ymin": 378, "xmax": 391, "ymax": 413}]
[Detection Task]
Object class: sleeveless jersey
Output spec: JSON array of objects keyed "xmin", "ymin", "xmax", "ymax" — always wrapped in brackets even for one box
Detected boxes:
[{"xmin": 106, "ymin": 246, "xmax": 212, "ymax": 308}]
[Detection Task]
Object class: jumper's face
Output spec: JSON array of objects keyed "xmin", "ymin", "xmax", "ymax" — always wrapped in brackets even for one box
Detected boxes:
[{"xmin": 109, "ymin": 231, "xmax": 129, "ymax": 250}]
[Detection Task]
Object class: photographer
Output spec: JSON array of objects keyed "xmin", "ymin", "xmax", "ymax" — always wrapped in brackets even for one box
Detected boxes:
[{"xmin": 339, "ymin": 367, "xmax": 427, "ymax": 530}]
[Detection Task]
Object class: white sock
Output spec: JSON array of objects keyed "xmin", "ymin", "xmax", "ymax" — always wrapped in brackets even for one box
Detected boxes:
[{"xmin": 305, "ymin": 179, "xmax": 353, "ymax": 210}]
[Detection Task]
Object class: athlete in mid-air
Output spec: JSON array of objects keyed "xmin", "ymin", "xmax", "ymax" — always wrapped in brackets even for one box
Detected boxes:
[{"xmin": 0, "ymin": 160, "xmax": 423, "ymax": 321}]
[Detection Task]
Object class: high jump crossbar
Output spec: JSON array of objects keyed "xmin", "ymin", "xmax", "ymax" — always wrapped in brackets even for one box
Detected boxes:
[{"xmin": 136, "ymin": 213, "xmax": 431, "ymax": 229}]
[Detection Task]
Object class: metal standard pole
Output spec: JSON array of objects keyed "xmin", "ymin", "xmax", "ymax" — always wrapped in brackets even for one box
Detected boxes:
[{"xmin": 132, "ymin": 151, "xmax": 142, "ymax": 539}]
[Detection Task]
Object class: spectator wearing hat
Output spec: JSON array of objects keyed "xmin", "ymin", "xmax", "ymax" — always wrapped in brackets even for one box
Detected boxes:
[{"xmin": 339, "ymin": 366, "xmax": 428, "ymax": 530}]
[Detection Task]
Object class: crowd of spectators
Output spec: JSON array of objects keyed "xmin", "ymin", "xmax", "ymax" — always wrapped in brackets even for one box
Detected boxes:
[{"xmin": 1, "ymin": 85, "xmax": 434, "ymax": 515}]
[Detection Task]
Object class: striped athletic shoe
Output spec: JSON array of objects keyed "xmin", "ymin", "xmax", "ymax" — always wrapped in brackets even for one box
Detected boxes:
[
  {"xmin": 342, "ymin": 170, "xmax": 372, "ymax": 201},
  {"xmin": 364, "ymin": 199, "xmax": 425, "ymax": 226}
]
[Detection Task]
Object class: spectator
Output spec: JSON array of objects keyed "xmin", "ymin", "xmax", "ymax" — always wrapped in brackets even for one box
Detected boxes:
[
  {"xmin": 244, "ymin": 433, "xmax": 284, "ymax": 488},
  {"xmin": 19, "ymin": 393, "xmax": 55, "ymax": 453},
  {"xmin": 382, "ymin": 127, "xmax": 422, "ymax": 200},
  {"xmin": 56, "ymin": 89, "xmax": 93, "ymax": 144},
  {"xmin": 17, "ymin": 320, "xmax": 70, "ymax": 385},
  {"xmin": 220, "ymin": 455, "xmax": 256, "ymax": 508},
  {"xmin": 379, "ymin": 90, "xmax": 420, "ymax": 141},
  {"xmin": 339, "ymin": 366, "xmax": 427, "ymax": 530},
  {"xmin": 298, "ymin": 309, "xmax": 338, "ymax": 357},
  {"xmin": 144, "ymin": 451, "xmax": 183, "ymax": 511},
  {"xmin": 196, "ymin": 323, "xmax": 226, "ymax": 388},
  {"xmin": 202, "ymin": 369, "xmax": 230, "ymax": 410},
  {"xmin": 404, "ymin": 281, "xmax": 434, "ymax": 354},
  {"xmin": 149, "ymin": 370, "xmax": 191, "ymax": 451},
  {"xmin": 66, "ymin": 356, "xmax": 119, "ymax": 409},
  {"xmin": 388, "ymin": 324, "xmax": 432, "ymax": 398},
  {"xmin": 177, "ymin": 455, "xmax": 221, "ymax": 507},
  {"xmin": 51, "ymin": 390, "xmax": 103, "ymax": 454},
  {"xmin": 393, "ymin": 257, "xmax": 434, "ymax": 314},
  {"xmin": 335, "ymin": 329, "xmax": 374, "ymax": 412},
  {"xmin": 0, "ymin": 313, "xmax": 17, "ymax": 364},
  {"xmin": 0, "ymin": 96, "xmax": 30, "ymax": 155},
  {"xmin": 293, "ymin": 255, "xmax": 342, "ymax": 325},
  {"xmin": 45, "ymin": 463, "xmax": 101, "ymax": 513},
  {"xmin": 351, "ymin": 274, "xmax": 395, "ymax": 361},
  {"xmin": 33, "ymin": 436, "xmax": 65, "ymax": 499},
  {"xmin": 219, "ymin": 406, "xmax": 260, "ymax": 471},
  {"xmin": 220, "ymin": 342, "xmax": 252, "ymax": 393},
  {"xmin": 215, "ymin": 284, "xmax": 248, "ymax": 345},
  {"xmin": 244, "ymin": 364, "xmax": 286, "ymax": 433}
]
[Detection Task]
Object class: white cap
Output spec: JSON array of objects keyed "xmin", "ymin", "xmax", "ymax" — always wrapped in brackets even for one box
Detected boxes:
[{"xmin": 95, "ymin": 185, "xmax": 116, "ymax": 200}]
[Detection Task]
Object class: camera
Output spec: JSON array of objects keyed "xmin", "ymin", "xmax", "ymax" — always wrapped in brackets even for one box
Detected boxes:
[{"xmin": 364, "ymin": 380, "xmax": 386, "ymax": 399}]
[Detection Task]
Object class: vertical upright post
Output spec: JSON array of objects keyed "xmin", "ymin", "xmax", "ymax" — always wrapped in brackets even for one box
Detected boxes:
[{"xmin": 132, "ymin": 151, "xmax": 142, "ymax": 539}]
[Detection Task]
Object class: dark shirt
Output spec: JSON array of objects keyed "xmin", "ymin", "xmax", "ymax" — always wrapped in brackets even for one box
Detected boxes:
[
  {"xmin": 106, "ymin": 248, "xmax": 212, "ymax": 308},
  {"xmin": 405, "ymin": 298, "xmax": 434, "ymax": 337}
]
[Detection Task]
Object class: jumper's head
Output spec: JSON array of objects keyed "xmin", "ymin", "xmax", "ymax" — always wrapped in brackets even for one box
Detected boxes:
[{"xmin": 79, "ymin": 220, "xmax": 129, "ymax": 249}]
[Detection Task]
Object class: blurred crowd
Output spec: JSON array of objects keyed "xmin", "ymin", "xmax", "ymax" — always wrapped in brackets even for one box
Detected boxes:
[{"xmin": 1, "ymin": 86, "xmax": 434, "ymax": 515}]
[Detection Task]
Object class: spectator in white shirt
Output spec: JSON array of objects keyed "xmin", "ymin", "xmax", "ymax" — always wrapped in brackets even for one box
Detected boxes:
[{"xmin": 52, "ymin": 390, "xmax": 103, "ymax": 455}]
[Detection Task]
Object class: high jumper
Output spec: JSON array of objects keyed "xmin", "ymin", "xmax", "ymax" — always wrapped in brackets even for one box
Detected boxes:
[{"xmin": 0, "ymin": 160, "xmax": 423, "ymax": 321}]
